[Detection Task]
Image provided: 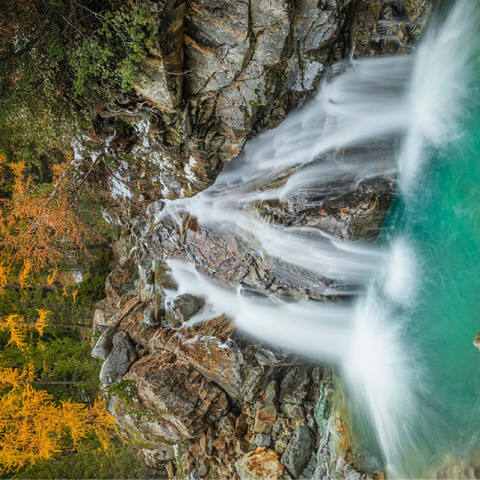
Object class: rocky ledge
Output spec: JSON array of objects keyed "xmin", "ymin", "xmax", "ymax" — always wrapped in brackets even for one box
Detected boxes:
[{"xmin": 93, "ymin": 250, "xmax": 364, "ymax": 479}]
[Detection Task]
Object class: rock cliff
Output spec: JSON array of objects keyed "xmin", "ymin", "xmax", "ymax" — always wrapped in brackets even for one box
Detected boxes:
[{"xmin": 88, "ymin": 0, "xmax": 433, "ymax": 478}]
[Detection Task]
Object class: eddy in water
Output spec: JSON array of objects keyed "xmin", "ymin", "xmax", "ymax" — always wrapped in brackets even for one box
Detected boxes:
[{"xmin": 153, "ymin": 0, "xmax": 480, "ymax": 476}]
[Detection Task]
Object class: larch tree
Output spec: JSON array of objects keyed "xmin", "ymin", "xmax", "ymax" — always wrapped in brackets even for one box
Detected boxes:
[
  {"xmin": 0, "ymin": 156, "xmax": 99, "ymax": 277},
  {"xmin": 0, "ymin": 376, "xmax": 116, "ymax": 474},
  {"xmin": 0, "ymin": 312, "xmax": 115, "ymax": 474}
]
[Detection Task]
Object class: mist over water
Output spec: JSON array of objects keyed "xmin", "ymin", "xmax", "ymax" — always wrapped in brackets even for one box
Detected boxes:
[{"xmin": 157, "ymin": 1, "xmax": 480, "ymax": 476}]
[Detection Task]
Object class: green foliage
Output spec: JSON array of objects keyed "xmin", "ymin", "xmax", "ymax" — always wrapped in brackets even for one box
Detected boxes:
[
  {"xmin": 70, "ymin": 5, "xmax": 157, "ymax": 95},
  {"xmin": 0, "ymin": 1, "xmax": 160, "ymax": 161},
  {"xmin": 106, "ymin": 379, "xmax": 136, "ymax": 405},
  {"xmin": 0, "ymin": 248, "xmax": 112, "ymax": 402},
  {"xmin": 0, "ymin": 331, "xmax": 101, "ymax": 402},
  {"xmin": 7, "ymin": 439, "xmax": 153, "ymax": 480}
]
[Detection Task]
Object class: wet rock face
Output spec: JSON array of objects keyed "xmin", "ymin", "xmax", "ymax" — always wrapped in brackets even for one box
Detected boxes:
[
  {"xmin": 95, "ymin": 231, "xmax": 385, "ymax": 478},
  {"xmin": 76, "ymin": 0, "xmax": 435, "ymax": 231},
  {"xmin": 84, "ymin": 0, "xmax": 361, "ymax": 221},
  {"xmin": 281, "ymin": 425, "xmax": 315, "ymax": 477},
  {"xmin": 170, "ymin": 293, "xmax": 204, "ymax": 325},
  {"xmin": 81, "ymin": 0, "xmax": 433, "ymax": 228}
]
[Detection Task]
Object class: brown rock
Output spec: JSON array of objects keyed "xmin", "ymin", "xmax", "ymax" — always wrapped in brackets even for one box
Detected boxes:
[
  {"xmin": 117, "ymin": 351, "xmax": 229, "ymax": 445},
  {"xmin": 213, "ymin": 437, "xmax": 227, "ymax": 454},
  {"xmin": 474, "ymin": 332, "xmax": 480, "ymax": 352},
  {"xmin": 104, "ymin": 253, "xmax": 137, "ymax": 301},
  {"xmin": 182, "ymin": 452, "xmax": 196, "ymax": 476},
  {"xmin": 93, "ymin": 299, "xmax": 120, "ymax": 330},
  {"xmin": 235, "ymin": 439, "xmax": 250, "ymax": 456},
  {"xmin": 254, "ymin": 404, "xmax": 278, "ymax": 434},
  {"xmin": 235, "ymin": 448, "xmax": 290, "ymax": 480},
  {"xmin": 217, "ymin": 413, "xmax": 236, "ymax": 438},
  {"xmin": 151, "ymin": 328, "xmax": 246, "ymax": 398},
  {"xmin": 235, "ymin": 413, "xmax": 249, "ymax": 438},
  {"xmin": 165, "ymin": 460, "xmax": 176, "ymax": 479}
]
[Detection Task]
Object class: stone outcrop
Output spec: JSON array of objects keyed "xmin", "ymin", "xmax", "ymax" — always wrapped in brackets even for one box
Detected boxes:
[
  {"xmin": 118, "ymin": 351, "xmax": 229, "ymax": 445},
  {"xmin": 93, "ymin": 243, "xmax": 364, "ymax": 478},
  {"xmin": 99, "ymin": 331, "xmax": 137, "ymax": 387},
  {"xmin": 91, "ymin": 327, "xmax": 116, "ymax": 361}
]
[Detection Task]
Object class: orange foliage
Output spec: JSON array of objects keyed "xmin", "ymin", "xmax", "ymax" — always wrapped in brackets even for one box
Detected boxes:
[{"xmin": 0, "ymin": 159, "xmax": 98, "ymax": 274}]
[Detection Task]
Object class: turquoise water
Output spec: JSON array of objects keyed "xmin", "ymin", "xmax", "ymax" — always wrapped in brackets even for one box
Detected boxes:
[
  {"xmin": 395, "ymin": 131, "xmax": 480, "ymax": 472},
  {"xmin": 352, "ymin": 113, "xmax": 480, "ymax": 476}
]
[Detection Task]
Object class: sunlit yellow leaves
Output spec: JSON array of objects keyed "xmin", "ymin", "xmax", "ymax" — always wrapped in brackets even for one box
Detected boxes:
[
  {"xmin": 86, "ymin": 397, "xmax": 116, "ymax": 451},
  {"xmin": 0, "ymin": 363, "xmax": 35, "ymax": 391},
  {"xmin": 35, "ymin": 308, "xmax": 51, "ymax": 337},
  {"xmin": 0, "ymin": 263, "xmax": 9, "ymax": 293},
  {"xmin": 61, "ymin": 399, "xmax": 88, "ymax": 445},
  {"xmin": 0, "ymin": 367, "xmax": 23, "ymax": 391},
  {"xmin": 3, "ymin": 315, "xmax": 27, "ymax": 350},
  {"xmin": 0, "ymin": 384, "xmax": 61, "ymax": 473},
  {"xmin": 0, "ymin": 309, "xmax": 51, "ymax": 347},
  {"xmin": 46, "ymin": 270, "xmax": 57, "ymax": 286},
  {"xmin": 0, "ymin": 377, "xmax": 115, "ymax": 474},
  {"xmin": 18, "ymin": 260, "xmax": 32, "ymax": 288}
]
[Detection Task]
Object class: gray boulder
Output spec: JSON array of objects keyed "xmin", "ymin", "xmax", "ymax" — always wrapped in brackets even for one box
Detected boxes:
[
  {"xmin": 171, "ymin": 293, "xmax": 204, "ymax": 323},
  {"xmin": 281, "ymin": 425, "xmax": 315, "ymax": 478},
  {"xmin": 92, "ymin": 327, "xmax": 116, "ymax": 361},
  {"xmin": 280, "ymin": 368, "xmax": 311, "ymax": 405},
  {"xmin": 100, "ymin": 331, "xmax": 137, "ymax": 386}
]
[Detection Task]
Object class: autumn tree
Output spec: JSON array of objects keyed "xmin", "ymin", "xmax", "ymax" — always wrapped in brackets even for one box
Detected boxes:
[
  {"xmin": 0, "ymin": 306, "xmax": 115, "ymax": 475},
  {"xmin": 0, "ymin": 375, "xmax": 115, "ymax": 474},
  {"xmin": 0, "ymin": 157, "xmax": 100, "ymax": 277}
]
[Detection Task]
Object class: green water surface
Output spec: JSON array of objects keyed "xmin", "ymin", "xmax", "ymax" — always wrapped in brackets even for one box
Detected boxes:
[{"xmin": 360, "ymin": 118, "xmax": 480, "ymax": 477}]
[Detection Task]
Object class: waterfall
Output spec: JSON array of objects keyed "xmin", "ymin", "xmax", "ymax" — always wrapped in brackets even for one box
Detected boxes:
[{"xmin": 154, "ymin": 0, "xmax": 480, "ymax": 476}]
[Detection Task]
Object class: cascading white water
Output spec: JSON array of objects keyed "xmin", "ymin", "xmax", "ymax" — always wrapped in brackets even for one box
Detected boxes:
[{"xmin": 154, "ymin": 1, "xmax": 479, "ymax": 475}]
